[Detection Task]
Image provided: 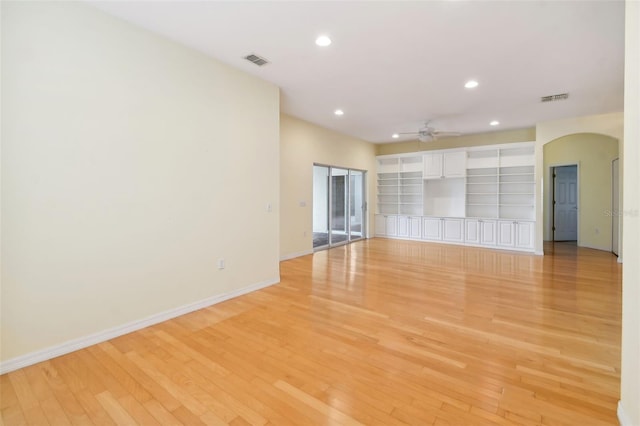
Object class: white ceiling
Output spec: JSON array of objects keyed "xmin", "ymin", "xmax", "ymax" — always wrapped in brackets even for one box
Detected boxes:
[{"xmin": 91, "ymin": 0, "xmax": 625, "ymax": 144}]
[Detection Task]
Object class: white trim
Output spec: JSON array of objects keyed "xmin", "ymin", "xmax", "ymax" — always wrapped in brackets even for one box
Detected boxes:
[
  {"xmin": 0, "ymin": 277, "xmax": 280, "ymax": 375},
  {"xmin": 617, "ymin": 256, "xmax": 623, "ymax": 263},
  {"xmin": 375, "ymin": 141, "xmax": 535, "ymax": 160},
  {"xmin": 579, "ymin": 242, "xmax": 614, "ymax": 252},
  {"xmin": 617, "ymin": 400, "xmax": 634, "ymax": 426},
  {"xmin": 280, "ymin": 250, "xmax": 314, "ymax": 261}
]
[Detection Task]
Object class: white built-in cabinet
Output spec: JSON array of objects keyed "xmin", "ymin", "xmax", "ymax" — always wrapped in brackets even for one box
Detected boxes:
[
  {"xmin": 443, "ymin": 218, "xmax": 465, "ymax": 243},
  {"xmin": 422, "ymin": 217, "xmax": 442, "ymax": 240},
  {"xmin": 497, "ymin": 220, "xmax": 535, "ymax": 250},
  {"xmin": 375, "ymin": 214, "xmax": 398, "ymax": 237},
  {"xmin": 423, "ymin": 217, "xmax": 465, "ymax": 242},
  {"xmin": 424, "ymin": 151, "xmax": 466, "ymax": 179},
  {"xmin": 397, "ymin": 216, "xmax": 422, "ymax": 239},
  {"xmin": 465, "ymin": 219, "xmax": 498, "ymax": 246},
  {"xmin": 375, "ymin": 142, "xmax": 536, "ymax": 252}
]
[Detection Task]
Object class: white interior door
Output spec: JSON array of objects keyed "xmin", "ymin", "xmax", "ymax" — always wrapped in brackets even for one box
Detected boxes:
[
  {"xmin": 554, "ymin": 165, "xmax": 578, "ymax": 241},
  {"xmin": 612, "ymin": 158, "xmax": 619, "ymax": 255}
]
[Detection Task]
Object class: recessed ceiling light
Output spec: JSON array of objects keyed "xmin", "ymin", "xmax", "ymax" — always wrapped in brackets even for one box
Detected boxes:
[
  {"xmin": 392, "ymin": 133, "xmax": 399, "ymax": 139},
  {"xmin": 490, "ymin": 120, "xmax": 500, "ymax": 126},
  {"xmin": 315, "ymin": 35, "xmax": 332, "ymax": 47},
  {"xmin": 334, "ymin": 109, "xmax": 344, "ymax": 116},
  {"xmin": 464, "ymin": 80, "xmax": 479, "ymax": 89}
]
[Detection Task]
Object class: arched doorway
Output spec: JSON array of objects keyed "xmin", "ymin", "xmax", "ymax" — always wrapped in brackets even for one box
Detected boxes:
[{"xmin": 543, "ymin": 133, "xmax": 619, "ymax": 251}]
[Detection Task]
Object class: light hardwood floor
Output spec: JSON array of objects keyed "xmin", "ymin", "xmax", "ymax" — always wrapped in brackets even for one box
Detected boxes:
[{"xmin": 1, "ymin": 239, "xmax": 622, "ymax": 425}]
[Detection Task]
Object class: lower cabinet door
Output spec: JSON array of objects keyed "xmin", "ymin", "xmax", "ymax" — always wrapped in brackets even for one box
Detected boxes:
[
  {"xmin": 465, "ymin": 219, "xmax": 480, "ymax": 244},
  {"xmin": 480, "ymin": 220, "xmax": 497, "ymax": 246},
  {"xmin": 515, "ymin": 221, "xmax": 535, "ymax": 250},
  {"xmin": 385, "ymin": 215, "xmax": 398, "ymax": 237},
  {"xmin": 497, "ymin": 221, "xmax": 516, "ymax": 247},
  {"xmin": 397, "ymin": 216, "xmax": 410, "ymax": 237},
  {"xmin": 442, "ymin": 218, "xmax": 464, "ymax": 243},
  {"xmin": 374, "ymin": 214, "xmax": 386, "ymax": 236},
  {"xmin": 422, "ymin": 217, "xmax": 442, "ymax": 240},
  {"xmin": 409, "ymin": 216, "xmax": 422, "ymax": 239}
]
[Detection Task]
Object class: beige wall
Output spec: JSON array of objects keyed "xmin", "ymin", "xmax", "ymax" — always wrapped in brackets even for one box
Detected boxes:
[
  {"xmin": 376, "ymin": 128, "xmax": 535, "ymax": 156},
  {"xmin": 543, "ymin": 134, "xmax": 618, "ymax": 251},
  {"xmin": 620, "ymin": 1, "xmax": 640, "ymax": 424},
  {"xmin": 1, "ymin": 2, "xmax": 280, "ymax": 362},
  {"xmin": 280, "ymin": 114, "xmax": 376, "ymax": 259},
  {"xmin": 535, "ymin": 112, "xmax": 624, "ymax": 255}
]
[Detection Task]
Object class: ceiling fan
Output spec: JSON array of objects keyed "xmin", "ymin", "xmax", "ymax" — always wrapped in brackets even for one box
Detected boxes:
[{"xmin": 398, "ymin": 121, "xmax": 462, "ymax": 142}]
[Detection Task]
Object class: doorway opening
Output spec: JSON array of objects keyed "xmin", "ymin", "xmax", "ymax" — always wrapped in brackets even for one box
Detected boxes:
[
  {"xmin": 312, "ymin": 164, "xmax": 366, "ymax": 251},
  {"xmin": 552, "ymin": 164, "xmax": 578, "ymax": 242}
]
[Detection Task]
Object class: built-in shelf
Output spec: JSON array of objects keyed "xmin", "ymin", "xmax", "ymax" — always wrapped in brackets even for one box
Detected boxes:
[{"xmin": 376, "ymin": 142, "xmax": 536, "ymax": 251}]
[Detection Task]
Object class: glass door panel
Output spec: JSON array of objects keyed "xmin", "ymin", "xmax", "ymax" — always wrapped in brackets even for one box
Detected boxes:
[
  {"xmin": 330, "ymin": 168, "xmax": 349, "ymax": 246},
  {"xmin": 349, "ymin": 170, "xmax": 365, "ymax": 241},
  {"xmin": 313, "ymin": 164, "xmax": 367, "ymax": 251},
  {"xmin": 312, "ymin": 165, "xmax": 329, "ymax": 249}
]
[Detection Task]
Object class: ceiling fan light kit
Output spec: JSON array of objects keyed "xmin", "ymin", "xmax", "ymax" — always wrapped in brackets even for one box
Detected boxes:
[{"xmin": 398, "ymin": 121, "xmax": 462, "ymax": 143}]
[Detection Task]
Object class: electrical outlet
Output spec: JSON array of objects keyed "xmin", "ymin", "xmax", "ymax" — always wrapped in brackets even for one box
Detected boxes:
[
  {"xmin": 217, "ymin": 258, "xmax": 225, "ymax": 270},
  {"xmin": 303, "ymin": 231, "xmax": 307, "ymax": 237},
  {"xmin": 595, "ymin": 228, "xmax": 600, "ymax": 235},
  {"xmin": 267, "ymin": 203, "xmax": 272, "ymax": 212}
]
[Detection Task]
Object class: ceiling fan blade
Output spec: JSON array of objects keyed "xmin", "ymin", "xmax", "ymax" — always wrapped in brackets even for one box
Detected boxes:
[
  {"xmin": 433, "ymin": 131, "xmax": 462, "ymax": 138},
  {"xmin": 397, "ymin": 131, "xmax": 420, "ymax": 135}
]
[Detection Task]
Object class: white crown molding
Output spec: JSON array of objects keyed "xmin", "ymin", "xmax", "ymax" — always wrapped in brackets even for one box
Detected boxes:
[{"xmin": 0, "ymin": 277, "xmax": 280, "ymax": 375}]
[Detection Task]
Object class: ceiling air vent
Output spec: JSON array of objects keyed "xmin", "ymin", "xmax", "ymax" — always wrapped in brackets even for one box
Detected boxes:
[
  {"xmin": 541, "ymin": 93, "xmax": 569, "ymax": 102},
  {"xmin": 244, "ymin": 53, "xmax": 269, "ymax": 67}
]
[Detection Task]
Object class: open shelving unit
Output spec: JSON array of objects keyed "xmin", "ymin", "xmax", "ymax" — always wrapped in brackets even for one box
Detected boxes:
[
  {"xmin": 399, "ymin": 157, "xmax": 423, "ymax": 215},
  {"xmin": 377, "ymin": 158, "xmax": 400, "ymax": 215},
  {"xmin": 498, "ymin": 146, "xmax": 535, "ymax": 220},
  {"xmin": 375, "ymin": 142, "xmax": 536, "ymax": 252},
  {"xmin": 499, "ymin": 165, "xmax": 535, "ymax": 220},
  {"xmin": 465, "ymin": 145, "xmax": 534, "ymax": 220}
]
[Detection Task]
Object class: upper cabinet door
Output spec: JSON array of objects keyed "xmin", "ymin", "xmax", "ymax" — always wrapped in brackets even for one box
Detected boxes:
[
  {"xmin": 423, "ymin": 153, "xmax": 443, "ymax": 179},
  {"xmin": 424, "ymin": 151, "xmax": 466, "ymax": 178},
  {"xmin": 443, "ymin": 151, "xmax": 466, "ymax": 177}
]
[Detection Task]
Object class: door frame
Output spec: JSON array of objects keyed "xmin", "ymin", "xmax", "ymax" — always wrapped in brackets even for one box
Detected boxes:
[
  {"xmin": 348, "ymin": 169, "xmax": 366, "ymax": 243},
  {"xmin": 612, "ymin": 158, "xmax": 620, "ymax": 256},
  {"xmin": 329, "ymin": 167, "xmax": 349, "ymax": 249},
  {"xmin": 312, "ymin": 163, "xmax": 367, "ymax": 252},
  {"xmin": 548, "ymin": 163, "xmax": 580, "ymax": 243}
]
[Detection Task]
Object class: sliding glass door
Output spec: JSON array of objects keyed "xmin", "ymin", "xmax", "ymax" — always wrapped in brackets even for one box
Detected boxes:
[
  {"xmin": 313, "ymin": 164, "xmax": 366, "ymax": 250},
  {"xmin": 349, "ymin": 169, "xmax": 365, "ymax": 241},
  {"xmin": 330, "ymin": 167, "xmax": 349, "ymax": 246},
  {"xmin": 312, "ymin": 166, "xmax": 330, "ymax": 248}
]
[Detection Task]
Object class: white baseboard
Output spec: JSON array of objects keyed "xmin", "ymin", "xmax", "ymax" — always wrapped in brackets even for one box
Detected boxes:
[
  {"xmin": 280, "ymin": 249, "xmax": 313, "ymax": 261},
  {"xmin": 0, "ymin": 277, "xmax": 280, "ymax": 375},
  {"xmin": 617, "ymin": 256, "xmax": 623, "ymax": 263},
  {"xmin": 579, "ymin": 242, "xmax": 613, "ymax": 252},
  {"xmin": 617, "ymin": 400, "xmax": 634, "ymax": 426}
]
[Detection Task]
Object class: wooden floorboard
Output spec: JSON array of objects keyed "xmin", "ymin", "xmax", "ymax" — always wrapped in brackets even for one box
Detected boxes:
[{"xmin": 1, "ymin": 240, "xmax": 622, "ymax": 425}]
